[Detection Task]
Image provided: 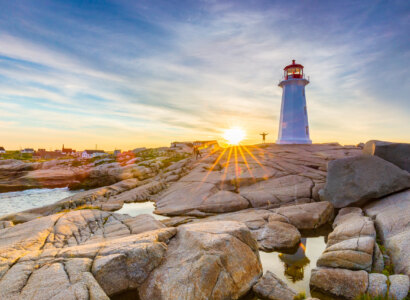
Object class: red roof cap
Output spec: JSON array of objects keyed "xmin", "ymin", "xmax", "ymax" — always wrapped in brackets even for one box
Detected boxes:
[{"xmin": 284, "ymin": 59, "xmax": 304, "ymax": 70}]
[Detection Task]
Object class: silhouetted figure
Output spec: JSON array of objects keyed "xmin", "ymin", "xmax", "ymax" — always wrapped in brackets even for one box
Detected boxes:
[
  {"xmin": 193, "ymin": 146, "xmax": 202, "ymax": 160},
  {"xmin": 260, "ymin": 132, "xmax": 268, "ymax": 143}
]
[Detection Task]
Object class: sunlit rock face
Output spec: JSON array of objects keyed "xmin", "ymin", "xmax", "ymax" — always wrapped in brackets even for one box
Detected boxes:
[
  {"xmin": 153, "ymin": 143, "xmax": 360, "ymax": 217},
  {"xmin": 0, "ymin": 211, "xmax": 262, "ymax": 300},
  {"xmin": 139, "ymin": 221, "xmax": 262, "ymax": 300},
  {"xmin": 0, "ymin": 210, "xmax": 171, "ymax": 299}
]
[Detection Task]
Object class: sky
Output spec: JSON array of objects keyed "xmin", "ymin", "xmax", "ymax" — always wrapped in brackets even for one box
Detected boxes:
[{"xmin": 0, "ymin": 0, "xmax": 409, "ymax": 150}]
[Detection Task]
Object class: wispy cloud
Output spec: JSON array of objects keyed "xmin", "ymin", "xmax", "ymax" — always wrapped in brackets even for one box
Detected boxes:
[{"xmin": 0, "ymin": 0, "xmax": 409, "ymax": 150}]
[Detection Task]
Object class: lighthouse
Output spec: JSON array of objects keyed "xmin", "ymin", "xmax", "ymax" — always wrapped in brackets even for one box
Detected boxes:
[{"xmin": 276, "ymin": 60, "xmax": 312, "ymax": 144}]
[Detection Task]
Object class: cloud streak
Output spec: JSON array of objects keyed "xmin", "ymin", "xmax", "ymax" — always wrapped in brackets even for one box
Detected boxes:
[{"xmin": 0, "ymin": 0, "xmax": 409, "ymax": 150}]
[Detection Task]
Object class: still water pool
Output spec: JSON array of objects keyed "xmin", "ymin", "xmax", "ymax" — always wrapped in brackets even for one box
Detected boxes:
[
  {"xmin": 259, "ymin": 236, "xmax": 327, "ymax": 297},
  {"xmin": 116, "ymin": 202, "xmax": 169, "ymax": 220}
]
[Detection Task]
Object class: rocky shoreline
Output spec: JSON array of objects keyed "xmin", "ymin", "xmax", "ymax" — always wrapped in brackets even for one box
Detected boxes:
[{"xmin": 0, "ymin": 140, "xmax": 409, "ymax": 299}]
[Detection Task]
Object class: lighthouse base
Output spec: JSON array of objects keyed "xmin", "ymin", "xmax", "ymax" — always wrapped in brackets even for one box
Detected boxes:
[{"xmin": 276, "ymin": 138, "xmax": 312, "ymax": 145}]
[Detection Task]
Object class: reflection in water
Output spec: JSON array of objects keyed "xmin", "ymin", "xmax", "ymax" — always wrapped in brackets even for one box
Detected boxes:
[
  {"xmin": 116, "ymin": 201, "xmax": 169, "ymax": 220},
  {"xmin": 279, "ymin": 238, "xmax": 310, "ymax": 282},
  {"xmin": 259, "ymin": 236, "xmax": 327, "ymax": 297}
]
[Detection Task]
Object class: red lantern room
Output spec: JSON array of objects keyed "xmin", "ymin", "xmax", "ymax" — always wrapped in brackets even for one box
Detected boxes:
[{"xmin": 284, "ymin": 59, "xmax": 304, "ymax": 80}]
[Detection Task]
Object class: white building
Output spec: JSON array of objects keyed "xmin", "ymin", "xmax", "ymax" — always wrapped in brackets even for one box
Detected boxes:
[
  {"xmin": 276, "ymin": 60, "xmax": 312, "ymax": 144},
  {"xmin": 21, "ymin": 148, "xmax": 35, "ymax": 154},
  {"xmin": 0, "ymin": 147, "xmax": 5, "ymax": 154},
  {"xmin": 81, "ymin": 150, "xmax": 107, "ymax": 159}
]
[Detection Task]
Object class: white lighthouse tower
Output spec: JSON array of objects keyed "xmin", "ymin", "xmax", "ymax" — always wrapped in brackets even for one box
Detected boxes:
[{"xmin": 276, "ymin": 60, "xmax": 312, "ymax": 144}]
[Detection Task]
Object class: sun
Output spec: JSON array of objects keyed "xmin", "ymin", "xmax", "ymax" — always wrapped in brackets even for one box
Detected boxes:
[{"xmin": 223, "ymin": 127, "xmax": 246, "ymax": 145}]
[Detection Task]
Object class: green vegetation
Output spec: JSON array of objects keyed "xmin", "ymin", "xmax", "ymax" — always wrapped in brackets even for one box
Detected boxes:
[
  {"xmin": 138, "ymin": 149, "xmax": 158, "ymax": 160},
  {"xmin": 71, "ymin": 160, "xmax": 82, "ymax": 167},
  {"xmin": 58, "ymin": 205, "xmax": 100, "ymax": 214},
  {"xmin": 376, "ymin": 242, "xmax": 395, "ymax": 277},
  {"xmin": 354, "ymin": 291, "xmax": 408, "ymax": 300},
  {"xmin": 0, "ymin": 151, "xmax": 33, "ymax": 161},
  {"xmin": 355, "ymin": 293, "xmax": 390, "ymax": 300},
  {"xmin": 293, "ymin": 292, "xmax": 306, "ymax": 300},
  {"xmin": 94, "ymin": 158, "xmax": 116, "ymax": 166},
  {"xmin": 161, "ymin": 153, "xmax": 188, "ymax": 169}
]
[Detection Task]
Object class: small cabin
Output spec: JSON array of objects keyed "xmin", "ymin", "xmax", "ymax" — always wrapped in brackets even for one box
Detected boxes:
[
  {"xmin": 82, "ymin": 150, "xmax": 107, "ymax": 159},
  {"xmin": 21, "ymin": 148, "xmax": 35, "ymax": 154},
  {"xmin": 284, "ymin": 60, "xmax": 304, "ymax": 80}
]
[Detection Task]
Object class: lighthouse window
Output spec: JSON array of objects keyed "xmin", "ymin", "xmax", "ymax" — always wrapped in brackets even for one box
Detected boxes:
[
  {"xmin": 306, "ymin": 126, "xmax": 309, "ymax": 135},
  {"xmin": 304, "ymin": 106, "xmax": 307, "ymax": 115}
]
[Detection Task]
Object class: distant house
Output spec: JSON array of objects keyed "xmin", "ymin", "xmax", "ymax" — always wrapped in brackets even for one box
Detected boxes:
[
  {"xmin": 21, "ymin": 148, "xmax": 35, "ymax": 154},
  {"xmin": 35, "ymin": 149, "xmax": 65, "ymax": 159},
  {"xmin": 0, "ymin": 147, "xmax": 5, "ymax": 154},
  {"xmin": 81, "ymin": 150, "xmax": 107, "ymax": 159},
  {"xmin": 62, "ymin": 145, "xmax": 76, "ymax": 155},
  {"xmin": 113, "ymin": 150, "xmax": 121, "ymax": 156}
]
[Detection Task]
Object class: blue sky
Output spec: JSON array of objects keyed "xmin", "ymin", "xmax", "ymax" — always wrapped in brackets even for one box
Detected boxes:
[{"xmin": 0, "ymin": 0, "xmax": 409, "ymax": 150}]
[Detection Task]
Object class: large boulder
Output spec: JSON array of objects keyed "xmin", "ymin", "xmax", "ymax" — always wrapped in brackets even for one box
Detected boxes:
[
  {"xmin": 363, "ymin": 140, "xmax": 410, "ymax": 172},
  {"xmin": 252, "ymin": 271, "xmax": 297, "ymax": 300},
  {"xmin": 364, "ymin": 190, "xmax": 410, "ymax": 276},
  {"xmin": 138, "ymin": 221, "xmax": 262, "ymax": 300},
  {"xmin": 254, "ymin": 220, "xmax": 301, "ymax": 251},
  {"xmin": 310, "ymin": 268, "xmax": 369, "ymax": 299},
  {"xmin": 319, "ymin": 155, "xmax": 410, "ymax": 208}
]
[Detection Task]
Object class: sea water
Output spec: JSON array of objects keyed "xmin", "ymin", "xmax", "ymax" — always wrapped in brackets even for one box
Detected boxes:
[{"xmin": 0, "ymin": 187, "xmax": 78, "ymax": 216}]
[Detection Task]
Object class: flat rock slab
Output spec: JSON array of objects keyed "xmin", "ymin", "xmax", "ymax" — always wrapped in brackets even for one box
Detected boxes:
[
  {"xmin": 320, "ymin": 154, "xmax": 410, "ymax": 208},
  {"xmin": 252, "ymin": 270, "xmax": 297, "ymax": 300},
  {"xmin": 317, "ymin": 207, "xmax": 376, "ymax": 271},
  {"xmin": 364, "ymin": 190, "xmax": 410, "ymax": 276},
  {"xmin": 310, "ymin": 268, "xmax": 369, "ymax": 299},
  {"xmin": 272, "ymin": 201, "xmax": 334, "ymax": 229},
  {"xmin": 151, "ymin": 144, "xmax": 361, "ymax": 217},
  {"xmin": 239, "ymin": 175, "xmax": 314, "ymax": 209}
]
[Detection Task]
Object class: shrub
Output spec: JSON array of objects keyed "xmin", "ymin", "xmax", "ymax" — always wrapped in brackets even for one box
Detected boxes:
[{"xmin": 294, "ymin": 292, "xmax": 306, "ymax": 300}]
